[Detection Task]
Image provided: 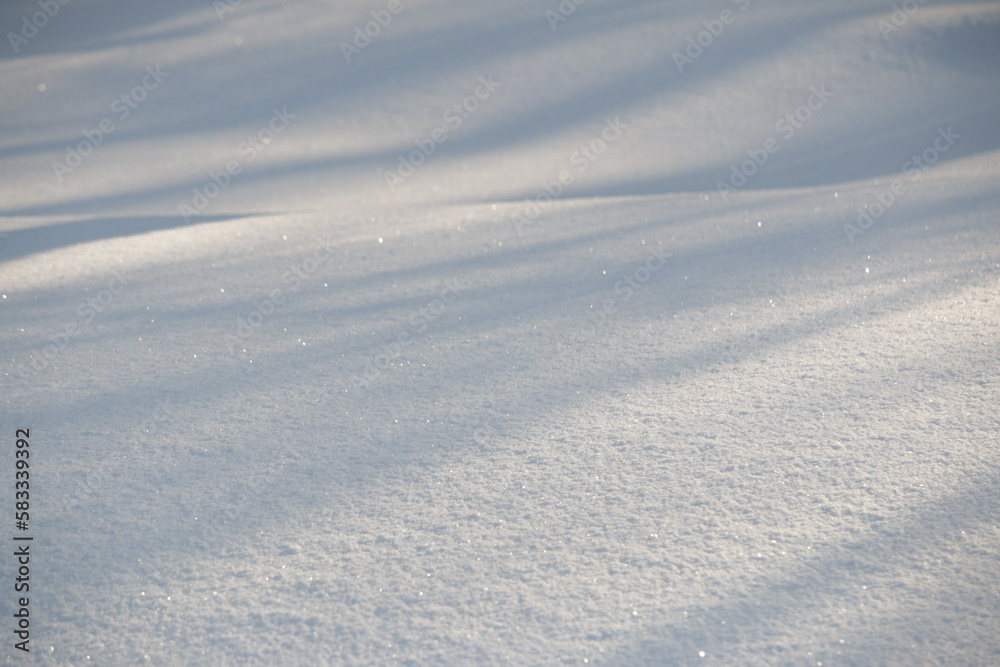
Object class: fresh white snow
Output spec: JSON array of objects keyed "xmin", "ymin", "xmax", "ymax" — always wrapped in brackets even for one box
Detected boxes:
[{"xmin": 1, "ymin": 0, "xmax": 999, "ymax": 664}]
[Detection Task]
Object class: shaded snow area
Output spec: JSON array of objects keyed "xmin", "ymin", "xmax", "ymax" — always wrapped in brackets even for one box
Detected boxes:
[{"xmin": 3, "ymin": 0, "xmax": 1000, "ymax": 664}]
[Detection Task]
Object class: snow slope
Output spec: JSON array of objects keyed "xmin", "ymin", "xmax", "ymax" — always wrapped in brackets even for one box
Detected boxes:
[{"xmin": 1, "ymin": 0, "xmax": 999, "ymax": 664}]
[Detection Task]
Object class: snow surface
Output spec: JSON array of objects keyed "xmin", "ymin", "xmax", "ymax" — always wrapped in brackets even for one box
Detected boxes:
[{"xmin": 1, "ymin": 0, "xmax": 999, "ymax": 664}]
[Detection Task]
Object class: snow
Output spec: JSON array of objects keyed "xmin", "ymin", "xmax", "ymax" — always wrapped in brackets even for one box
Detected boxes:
[{"xmin": 1, "ymin": 0, "xmax": 999, "ymax": 664}]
